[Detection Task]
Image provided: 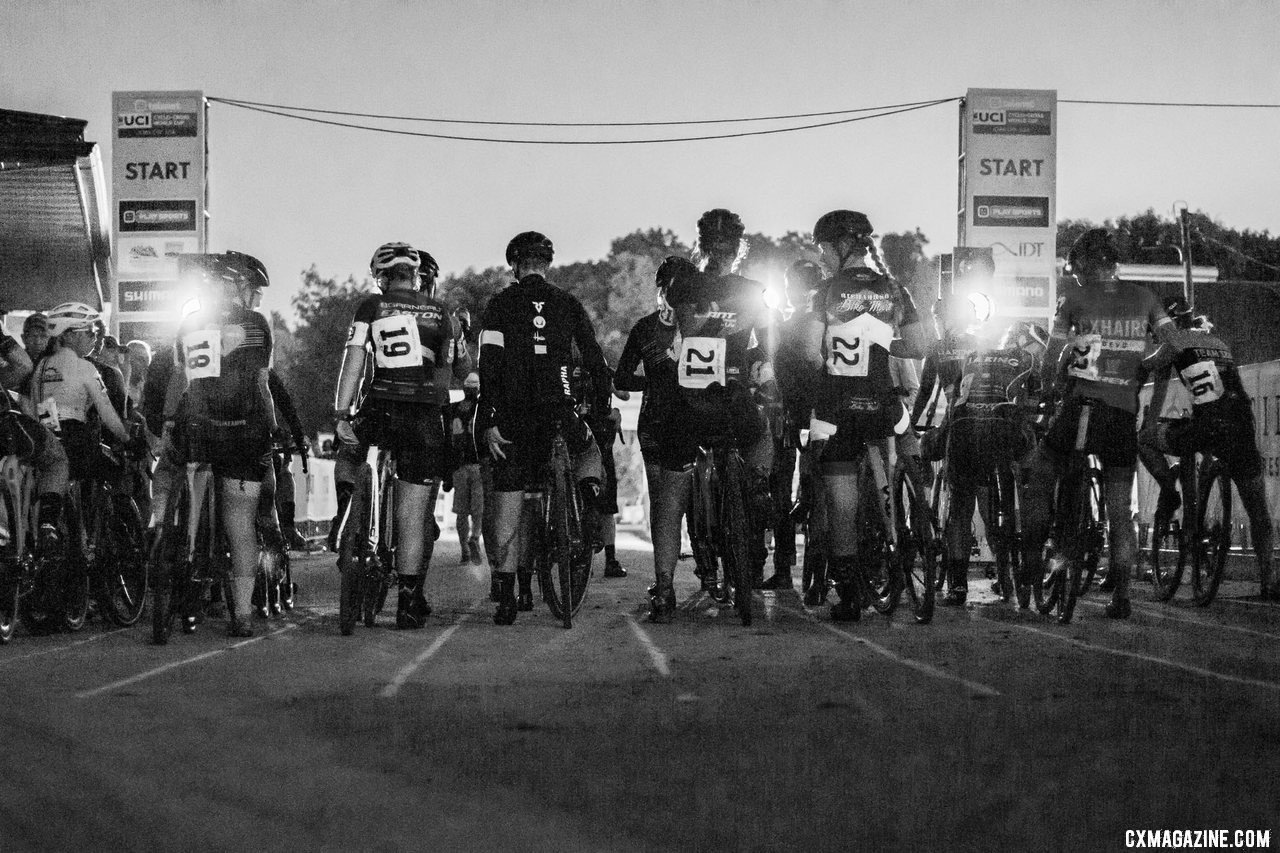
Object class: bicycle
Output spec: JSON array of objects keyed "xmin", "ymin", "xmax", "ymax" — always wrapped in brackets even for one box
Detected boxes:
[
  {"xmin": 0, "ymin": 452, "xmax": 37, "ymax": 644},
  {"xmin": 151, "ymin": 462, "xmax": 232, "ymax": 644},
  {"xmin": 82, "ymin": 442, "xmax": 147, "ymax": 627},
  {"xmin": 688, "ymin": 433, "xmax": 753, "ymax": 627},
  {"xmin": 252, "ymin": 439, "xmax": 305, "ymax": 618},
  {"xmin": 525, "ymin": 421, "xmax": 594, "ymax": 629},
  {"xmin": 1035, "ymin": 399, "xmax": 1106, "ymax": 624},
  {"xmin": 335, "ymin": 441, "xmax": 396, "ymax": 636},
  {"xmin": 1147, "ymin": 443, "xmax": 1232, "ymax": 606}
]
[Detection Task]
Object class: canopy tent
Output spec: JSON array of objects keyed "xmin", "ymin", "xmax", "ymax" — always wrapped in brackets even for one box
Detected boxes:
[{"xmin": 0, "ymin": 108, "xmax": 110, "ymax": 313}]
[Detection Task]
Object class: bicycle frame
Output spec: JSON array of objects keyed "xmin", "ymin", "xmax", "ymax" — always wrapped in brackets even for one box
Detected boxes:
[{"xmin": 689, "ymin": 438, "xmax": 753, "ymax": 626}]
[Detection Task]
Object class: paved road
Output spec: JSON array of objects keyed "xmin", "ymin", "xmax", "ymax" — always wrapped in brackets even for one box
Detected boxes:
[{"xmin": 1, "ymin": 535, "xmax": 1277, "ymax": 851}]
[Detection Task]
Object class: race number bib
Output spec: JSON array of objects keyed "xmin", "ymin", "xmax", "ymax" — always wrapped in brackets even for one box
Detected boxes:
[
  {"xmin": 371, "ymin": 314, "xmax": 424, "ymax": 369},
  {"xmin": 37, "ymin": 397, "xmax": 60, "ymax": 431},
  {"xmin": 182, "ymin": 329, "xmax": 222, "ymax": 380},
  {"xmin": 1179, "ymin": 360, "xmax": 1224, "ymax": 404},
  {"xmin": 677, "ymin": 336, "xmax": 726, "ymax": 389},
  {"xmin": 825, "ymin": 313, "xmax": 892, "ymax": 378},
  {"xmin": 1066, "ymin": 333, "xmax": 1102, "ymax": 380}
]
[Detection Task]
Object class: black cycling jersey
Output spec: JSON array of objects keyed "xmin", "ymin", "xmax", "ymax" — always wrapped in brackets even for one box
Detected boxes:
[
  {"xmin": 956, "ymin": 346, "xmax": 1034, "ymax": 411},
  {"xmin": 478, "ymin": 273, "xmax": 609, "ymax": 436},
  {"xmin": 175, "ymin": 304, "xmax": 272, "ymax": 421},
  {"xmin": 348, "ymin": 289, "xmax": 454, "ymax": 405},
  {"xmin": 616, "ymin": 310, "xmax": 680, "ymax": 441},
  {"xmin": 912, "ymin": 328, "xmax": 978, "ymax": 426},
  {"xmin": 666, "ymin": 271, "xmax": 768, "ymax": 391}
]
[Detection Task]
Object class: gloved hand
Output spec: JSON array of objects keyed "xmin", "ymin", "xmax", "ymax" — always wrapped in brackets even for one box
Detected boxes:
[{"xmin": 335, "ymin": 419, "xmax": 358, "ymax": 445}]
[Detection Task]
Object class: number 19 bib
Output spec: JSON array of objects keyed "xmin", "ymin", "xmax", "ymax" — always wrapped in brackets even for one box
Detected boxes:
[
  {"xmin": 678, "ymin": 336, "xmax": 726, "ymax": 389},
  {"xmin": 371, "ymin": 314, "xmax": 425, "ymax": 369}
]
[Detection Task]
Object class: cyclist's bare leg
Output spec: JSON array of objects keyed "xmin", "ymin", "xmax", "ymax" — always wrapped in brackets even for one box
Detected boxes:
[
  {"xmin": 394, "ymin": 479, "xmax": 432, "ymax": 578},
  {"xmin": 488, "ymin": 489, "xmax": 530, "ymax": 620},
  {"xmin": 220, "ymin": 477, "xmax": 262, "ymax": 625},
  {"xmin": 866, "ymin": 437, "xmax": 896, "ymax": 546},
  {"xmin": 1019, "ymin": 446, "xmax": 1061, "ymax": 587},
  {"xmin": 1234, "ymin": 473, "xmax": 1276, "ymax": 597}
]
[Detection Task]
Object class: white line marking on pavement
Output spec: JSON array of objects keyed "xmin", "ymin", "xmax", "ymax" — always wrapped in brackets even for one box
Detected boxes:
[
  {"xmin": 1080, "ymin": 598, "xmax": 1280, "ymax": 643},
  {"xmin": 787, "ymin": 605, "xmax": 1001, "ymax": 698},
  {"xmin": 1215, "ymin": 596, "xmax": 1278, "ymax": 610},
  {"xmin": 625, "ymin": 615, "xmax": 671, "ymax": 677},
  {"xmin": 76, "ymin": 623, "xmax": 302, "ymax": 699},
  {"xmin": 990, "ymin": 617, "xmax": 1280, "ymax": 694},
  {"xmin": 380, "ymin": 607, "xmax": 478, "ymax": 698},
  {"xmin": 0, "ymin": 629, "xmax": 126, "ymax": 667}
]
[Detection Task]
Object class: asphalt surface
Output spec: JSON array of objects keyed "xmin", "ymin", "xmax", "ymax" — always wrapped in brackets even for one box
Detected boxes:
[{"xmin": 1, "ymin": 534, "xmax": 1278, "ymax": 852}]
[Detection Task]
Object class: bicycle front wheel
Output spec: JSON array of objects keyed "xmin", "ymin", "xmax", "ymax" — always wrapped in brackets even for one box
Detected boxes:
[
  {"xmin": 543, "ymin": 467, "xmax": 576, "ymax": 628},
  {"xmin": 101, "ymin": 498, "xmax": 147, "ymax": 627},
  {"xmin": 896, "ymin": 463, "xmax": 937, "ymax": 624},
  {"xmin": 1191, "ymin": 462, "xmax": 1231, "ymax": 607},
  {"xmin": 337, "ymin": 473, "xmax": 372, "ymax": 636}
]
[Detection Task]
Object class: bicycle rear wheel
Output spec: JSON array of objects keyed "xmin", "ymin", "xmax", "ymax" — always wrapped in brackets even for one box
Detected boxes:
[
  {"xmin": 543, "ymin": 465, "xmax": 575, "ymax": 629},
  {"xmin": 101, "ymin": 497, "xmax": 147, "ymax": 627},
  {"xmin": 1191, "ymin": 461, "xmax": 1231, "ymax": 607},
  {"xmin": 896, "ymin": 463, "xmax": 937, "ymax": 624},
  {"xmin": 1148, "ymin": 513, "xmax": 1185, "ymax": 602},
  {"xmin": 337, "ymin": 472, "xmax": 372, "ymax": 636},
  {"xmin": 859, "ymin": 459, "xmax": 900, "ymax": 616},
  {"xmin": 0, "ymin": 488, "xmax": 21, "ymax": 644},
  {"xmin": 1056, "ymin": 471, "xmax": 1092, "ymax": 624}
]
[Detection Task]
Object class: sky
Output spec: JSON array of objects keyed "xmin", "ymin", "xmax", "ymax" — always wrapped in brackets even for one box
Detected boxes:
[{"xmin": 4, "ymin": 0, "xmax": 1280, "ymax": 321}]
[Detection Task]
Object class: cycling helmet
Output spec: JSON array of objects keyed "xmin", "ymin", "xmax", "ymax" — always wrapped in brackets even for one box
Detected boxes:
[
  {"xmin": 1002, "ymin": 319, "xmax": 1049, "ymax": 350},
  {"xmin": 369, "ymin": 242, "xmax": 421, "ymax": 276},
  {"xmin": 655, "ymin": 255, "xmax": 700, "ymax": 292},
  {"xmin": 1192, "ymin": 312, "xmax": 1214, "ymax": 333},
  {"xmin": 1163, "ymin": 295, "xmax": 1193, "ymax": 319},
  {"xmin": 416, "ymin": 250, "xmax": 440, "ymax": 282},
  {"xmin": 505, "ymin": 231, "xmax": 554, "ymax": 267},
  {"xmin": 696, "ymin": 209, "xmax": 745, "ymax": 245},
  {"xmin": 46, "ymin": 302, "xmax": 101, "ymax": 337},
  {"xmin": 1065, "ymin": 228, "xmax": 1119, "ymax": 274},
  {"xmin": 222, "ymin": 250, "xmax": 269, "ymax": 289},
  {"xmin": 813, "ymin": 210, "xmax": 873, "ymax": 245},
  {"xmin": 453, "ymin": 306, "xmax": 472, "ymax": 338},
  {"xmin": 785, "ymin": 259, "xmax": 824, "ymax": 293}
]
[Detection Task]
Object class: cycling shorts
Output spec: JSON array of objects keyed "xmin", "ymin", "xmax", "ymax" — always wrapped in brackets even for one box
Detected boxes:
[
  {"xmin": 1161, "ymin": 399, "xmax": 1262, "ymax": 480},
  {"xmin": 490, "ymin": 407, "xmax": 597, "ymax": 493},
  {"xmin": 179, "ymin": 409, "xmax": 271, "ymax": 483},
  {"xmin": 58, "ymin": 420, "xmax": 98, "ymax": 482},
  {"xmin": 1042, "ymin": 395, "xmax": 1137, "ymax": 469},
  {"xmin": 817, "ymin": 397, "xmax": 908, "ymax": 476},
  {"xmin": 354, "ymin": 398, "xmax": 448, "ymax": 487},
  {"xmin": 945, "ymin": 413, "xmax": 1033, "ymax": 482}
]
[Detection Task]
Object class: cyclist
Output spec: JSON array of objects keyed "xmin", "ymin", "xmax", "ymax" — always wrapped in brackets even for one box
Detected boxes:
[
  {"xmin": 675, "ymin": 208, "xmax": 776, "ymax": 592},
  {"xmin": 762, "ymin": 259, "xmax": 824, "ymax": 591},
  {"xmin": 163, "ymin": 254, "xmax": 277, "ymax": 637},
  {"xmin": 450, "ymin": 371, "xmax": 484, "ymax": 566},
  {"xmin": 266, "ymin": 370, "xmax": 309, "ymax": 550},
  {"xmin": 1137, "ymin": 296, "xmax": 1199, "ymax": 530},
  {"xmin": 937, "ymin": 320, "xmax": 1040, "ymax": 606},
  {"xmin": 802, "ymin": 210, "xmax": 928, "ymax": 621},
  {"xmin": 479, "ymin": 231, "xmax": 607, "ymax": 626},
  {"xmin": 573, "ymin": 363, "xmax": 626, "ymax": 578},
  {"xmin": 1022, "ymin": 228, "xmax": 1177, "ymax": 619},
  {"xmin": 333, "ymin": 242, "xmax": 458, "ymax": 629},
  {"xmin": 1142, "ymin": 307, "xmax": 1276, "ymax": 600}
]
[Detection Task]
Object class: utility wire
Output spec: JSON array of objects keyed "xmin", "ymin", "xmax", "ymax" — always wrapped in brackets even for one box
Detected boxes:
[
  {"xmin": 1195, "ymin": 231, "xmax": 1280, "ymax": 275},
  {"xmin": 209, "ymin": 97, "xmax": 958, "ymax": 145},
  {"xmin": 1061, "ymin": 99, "xmax": 1280, "ymax": 108},
  {"xmin": 207, "ymin": 95, "xmax": 955, "ymax": 127}
]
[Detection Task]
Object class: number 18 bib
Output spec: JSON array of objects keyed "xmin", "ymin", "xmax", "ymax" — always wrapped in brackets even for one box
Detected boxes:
[{"xmin": 183, "ymin": 329, "xmax": 222, "ymax": 380}]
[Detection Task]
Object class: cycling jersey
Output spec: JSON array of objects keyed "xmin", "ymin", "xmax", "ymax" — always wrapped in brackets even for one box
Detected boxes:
[
  {"xmin": 912, "ymin": 328, "xmax": 979, "ymax": 427},
  {"xmin": 810, "ymin": 266, "xmax": 917, "ymax": 416},
  {"xmin": 347, "ymin": 289, "xmax": 454, "ymax": 405},
  {"xmin": 1053, "ymin": 282, "xmax": 1172, "ymax": 414},
  {"xmin": 615, "ymin": 310, "xmax": 680, "ymax": 442},
  {"xmin": 33, "ymin": 348, "xmax": 113, "ymax": 430},
  {"xmin": 175, "ymin": 303, "xmax": 273, "ymax": 420},
  {"xmin": 956, "ymin": 346, "xmax": 1034, "ymax": 411},
  {"xmin": 665, "ymin": 271, "xmax": 769, "ymax": 393},
  {"xmin": 1159, "ymin": 328, "xmax": 1248, "ymax": 409},
  {"xmin": 478, "ymin": 273, "xmax": 609, "ymax": 437}
]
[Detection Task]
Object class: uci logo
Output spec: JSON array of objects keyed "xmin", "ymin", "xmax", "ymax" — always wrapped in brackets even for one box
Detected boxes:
[{"xmin": 973, "ymin": 110, "xmax": 1005, "ymax": 125}]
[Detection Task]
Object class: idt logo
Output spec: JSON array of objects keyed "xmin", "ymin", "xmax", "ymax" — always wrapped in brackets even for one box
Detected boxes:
[{"xmin": 973, "ymin": 110, "xmax": 1005, "ymax": 125}]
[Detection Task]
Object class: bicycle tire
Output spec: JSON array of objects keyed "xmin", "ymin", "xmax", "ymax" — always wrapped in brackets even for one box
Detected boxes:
[
  {"xmin": 541, "ymin": 462, "xmax": 574, "ymax": 628},
  {"xmin": 337, "ymin": 471, "xmax": 372, "ymax": 636},
  {"xmin": 0, "ymin": 487, "xmax": 22, "ymax": 644},
  {"xmin": 930, "ymin": 462, "xmax": 950, "ymax": 593},
  {"xmin": 859, "ymin": 458, "xmax": 900, "ymax": 616},
  {"xmin": 1191, "ymin": 462, "xmax": 1231, "ymax": 607},
  {"xmin": 896, "ymin": 463, "xmax": 937, "ymax": 624},
  {"xmin": 278, "ymin": 550, "xmax": 295, "ymax": 611},
  {"xmin": 102, "ymin": 497, "xmax": 147, "ymax": 627},
  {"xmin": 1076, "ymin": 473, "xmax": 1104, "ymax": 598},
  {"xmin": 721, "ymin": 452, "xmax": 753, "ymax": 627},
  {"xmin": 150, "ymin": 525, "xmax": 180, "ymax": 645},
  {"xmin": 60, "ymin": 566, "xmax": 89, "ymax": 633},
  {"xmin": 1057, "ymin": 469, "xmax": 1092, "ymax": 625}
]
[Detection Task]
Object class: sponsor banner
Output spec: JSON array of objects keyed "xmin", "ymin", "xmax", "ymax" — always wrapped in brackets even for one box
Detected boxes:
[
  {"xmin": 119, "ymin": 199, "xmax": 198, "ymax": 233},
  {"xmin": 961, "ymin": 88, "xmax": 1057, "ymax": 322},
  {"xmin": 973, "ymin": 195, "xmax": 1050, "ymax": 229},
  {"xmin": 116, "ymin": 95, "xmax": 199, "ymax": 138},
  {"xmin": 117, "ymin": 318, "xmax": 181, "ymax": 346},
  {"xmin": 117, "ymin": 279, "xmax": 187, "ymax": 314},
  {"xmin": 117, "ymin": 235, "xmax": 198, "ymax": 277}
]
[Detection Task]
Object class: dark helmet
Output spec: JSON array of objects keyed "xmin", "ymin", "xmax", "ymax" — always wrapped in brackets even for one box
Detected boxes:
[
  {"xmin": 1163, "ymin": 295, "xmax": 1192, "ymax": 319},
  {"xmin": 454, "ymin": 306, "xmax": 472, "ymax": 336},
  {"xmin": 813, "ymin": 210, "xmax": 873, "ymax": 245},
  {"xmin": 1065, "ymin": 228, "xmax": 1119, "ymax": 273},
  {"xmin": 416, "ymin": 250, "xmax": 440, "ymax": 282},
  {"xmin": 696, "ymin": 208, "xmax": 745, "ymax": 245},
  {"xmin": 224, "ymin": 250, "xmax": 269, "ymax": 288},
  {"xmin": 505, "ymin": 231, "xmax": 554, "ymax": 267},
  {"xmin": 785, "ymin": 259, "xmax": 824, "ymax": 293},
  {"xmin": 655, "ymin": 255, "xmax": 699, "ymax": 292}
]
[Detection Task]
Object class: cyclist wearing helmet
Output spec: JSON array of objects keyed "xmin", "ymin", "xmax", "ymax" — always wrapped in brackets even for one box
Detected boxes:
[
  {"xmin": 1142, "ymin": 306, "xmax": 1276, "ymax": 600},
  {"xmin": 1022, "ymin": 228, "xmax": 1177, "ymax": 619},
  {"xmin": 802, "ymin": 210, "xmax": 928, "ymax": 621},
  {"xmin": 1136, "ymin": 296, "xmax": 1198, "ymax": 528},
  {"xmin": 911, "ymin": 293, "xmax": 988, "ymax": 434},
  {"xmin": 673, "ymin": 209, "xmax": 776, "ymax": 590},
  {"xmin": 935, "ymin": 319, "xmax": 1042, "ymax": 605},
  {"xmin": 164, "ymin": 252, "xmax": 277, "ymax": 636},
  {"xmin": 479, "ymin": 231, "xmax": 607, "ymax": 626},
  {"xmin": 333, "ymin": 242, "xmax": 461, "ymax": 629}
]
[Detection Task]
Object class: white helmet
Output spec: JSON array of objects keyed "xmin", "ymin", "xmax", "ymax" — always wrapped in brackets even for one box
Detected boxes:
[{"xmin": 46, "ymin": 302, "xmax": 100, "ymax": 337}]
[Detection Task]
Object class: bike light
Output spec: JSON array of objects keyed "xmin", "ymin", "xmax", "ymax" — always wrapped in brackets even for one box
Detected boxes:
[
  {"xmin": 762, "ymin": 284, "xmax": 783, "ymax": 312},
  {"xmin": 180, "ymin": 297, "xmax": 202, "ymax": 318},
  {"xmin": 967, "ymin": 291, "xmax": 993, "ymax": 324}
]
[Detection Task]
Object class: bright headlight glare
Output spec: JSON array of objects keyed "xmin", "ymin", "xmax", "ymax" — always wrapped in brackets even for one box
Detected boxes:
[
  {"xmin": 967, "ymin": 291, "xmax": 993, "ymax": 324},
  {"xmin": 762, "ymin": 285, "xmax": 783, "ymax": 311},
  {"xmin": 180, "ymin": 297, "xmax": 202, "ymax": 318}
]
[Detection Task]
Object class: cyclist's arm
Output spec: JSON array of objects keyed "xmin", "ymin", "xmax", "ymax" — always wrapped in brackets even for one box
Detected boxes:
[
  {"xmin": 334, "ymin": 306, "xmax": 373, "ymax": 416},
  {"xmin": 615, "ymin": 324, "xmax": 647, "ymax": 392},
  {"xmin": 1145, "ymin": 362, "xmax": 1175, "ymax": 430},
  {"xmin": 0, "ymin": 336, "xmax": 32, "ymax": 391},
  {"xmin": 477, "ymin": 300, "xmax": 508, "ymax": 429},
  {"xmin": 86, "ymin": 371, "xmax": 130, "ymax": 442},
  {"xmin": 911, "ymin": 354, "xmax": 938, "ymax": 426},
  {"xmin": 258, "ymin": 367, "xmax": 279, "ymax": 434},
  {"xmin": 571, "ymin": 299, "xmax": 611, "ymax": 412},
  {"xmin": 888, "ymin": 284, "xmax": 927, "ymax": 360},
  {"xmin": 268, "ymin": 370, "xmax": 305, "ymax": 445}
]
